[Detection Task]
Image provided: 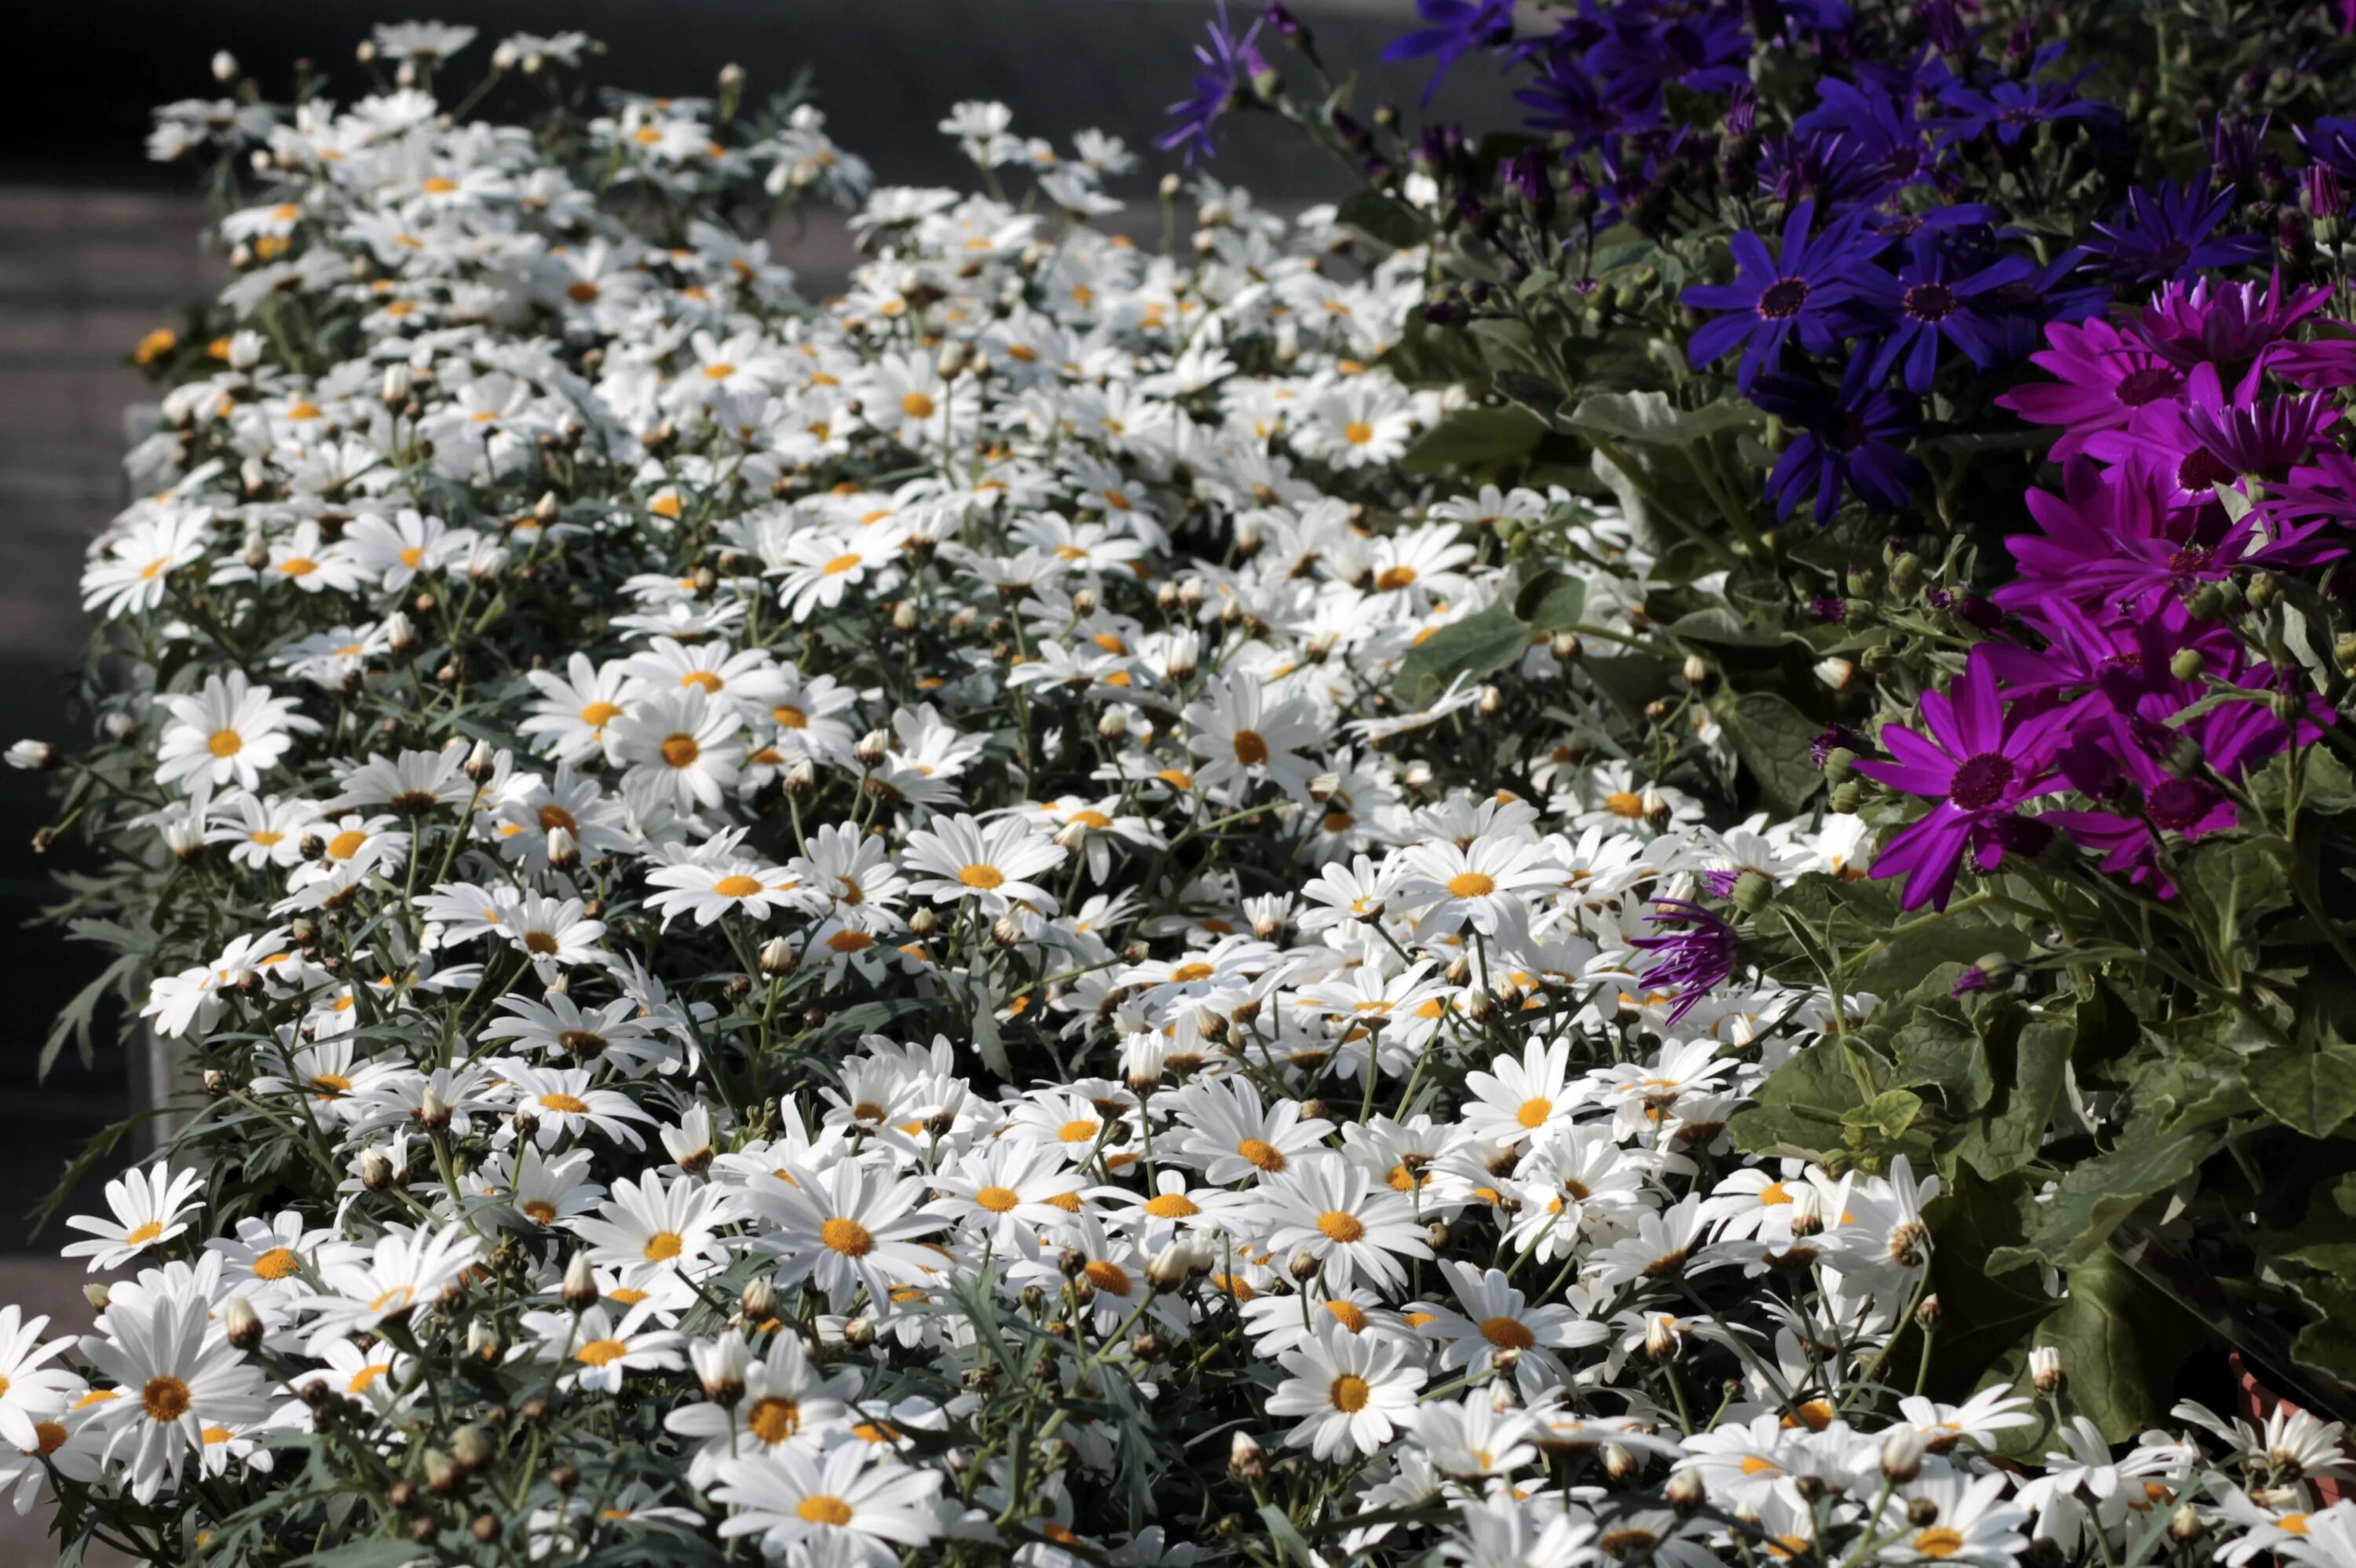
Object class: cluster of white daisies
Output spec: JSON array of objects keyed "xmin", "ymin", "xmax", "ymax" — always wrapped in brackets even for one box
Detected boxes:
[{"xmin": 8, "ymin": 20, "xmax": 2351, "ymax": 1568}]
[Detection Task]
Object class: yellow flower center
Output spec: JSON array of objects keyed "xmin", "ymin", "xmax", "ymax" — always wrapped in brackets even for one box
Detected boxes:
[
  {"xmin": 958, "ymin": 864, "xmax": 1006, "ymax": 890},
  {"xmin": 142, "ymin": 1376, "xmax": 192, "ymax": 1423},
  {"xmin": 1480, "ymin": 1316, "xmax": 1535, "ymax": 1350},
  {"xmin": 642, "ymin": 1231, "xmax": 684, "ymax": 1262},
  {"xmin": 1237, "ymin": 1138, "xmax": 1286, "ymax": 1172},
  {"xmin": 1317, "ymin": 1211, "xmax": 1366, "ymax": 1243},
  {"xmin": 576, "ymin": 1339, "xmax": 629, "ymax": 1367},
  {"xmin": 1231, "ymin": 729, "xmax": 1270, "ymax": 766},
  {"xmin": 820, "ymin": 1218, "xmax": 873, "ymax": 1255},
  {"xmin": 748, "ymin": 1397, "xmax": 800, "ymax": 1443},
  {"xmin": 660, "ymin": 734, "xmax": 701, "ymax": 768},
  {"xmin": 1330, "ymin": 1373, "xmax": 1371, "ymax": 1413},
  {"xmin": 254, "ymin": 1246, "xmax": 301, "ymax": 1281},
  {"xmin": 1912, "ymin": 1529, "xmax": 1964, "ymax": 1559},
  {"xmin": 798, "ymin": 1495, "xmax": 855, "ymax": 1526},
  {"xmin": 900, "ymin": 392, "xmax": 936, "ymax": 420},
  {"xmin": 712, "ymin": 875, "xmax": 763, "ymax": 898},
  {"xmin": 1145, "ymin": 1193, "xmax": 1198, "ymax": 1219},
  {"xmin": 1447, "ymin": 872, "xmax": 1496, "ymax": 899},
  {"xmin": 1516, "ymin": 1097, "xmax": 1553, "ymax": 1129},
  {"xmin": 539, "ymin": 1092, "xmax": 590, "ymax": 1113}
]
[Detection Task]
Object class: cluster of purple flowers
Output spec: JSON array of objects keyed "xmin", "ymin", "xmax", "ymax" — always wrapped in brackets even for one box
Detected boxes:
[{"xmin": 1861, "ymin": 271, "xmax": 2356, "ymax": 912}]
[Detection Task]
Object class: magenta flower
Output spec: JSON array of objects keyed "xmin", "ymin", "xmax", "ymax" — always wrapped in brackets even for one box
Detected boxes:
[
  {"xmin": 1630, "ymin": 900, "xmax": 1737, "ymax": 1025},
  {"xmin": 1996, "ymin": 316, "xmax": 2185, "ymax": 462},
  {"xmin": 2132, "ymin": 270, "xmax": 2334, "ymax": 372},
  {"xmin": 1855, "ymin": 648, "xmax": 2071, "ymax": 911}
]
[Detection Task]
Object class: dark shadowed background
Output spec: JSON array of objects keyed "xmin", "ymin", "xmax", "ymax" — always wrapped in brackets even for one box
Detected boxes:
[{"xmin": 0, "ymin": 3, "xmax": 1506, "ymax": 1559}]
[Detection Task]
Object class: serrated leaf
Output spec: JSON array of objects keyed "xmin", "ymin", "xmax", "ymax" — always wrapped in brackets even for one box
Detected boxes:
[
  {"xmin": 2247, "ymin": 1038, "xmax": 2356, "ymax": 1139},
  {"xmin": 1732, "ymin": 1043, "xmax": 1866, "ymax": 1164},
  {"xmin": 1513, "ymin": 570, "xmax": 1588, "ymax": 632},
  {"xmin": 1564, "ymin": 389, "xmax": 1760, "ymax": 447},
  {"xmin": 1948, "ymin": 1005, "xmax": 2072, "ymax": 1182},
  {"xmin": 1999, "ymin": 1125, "xmax": 2217, "ymax": 1269},
  {"xmin": 1842, "ymin": 1088, "xmax": 1926, "ymax": 1146}
]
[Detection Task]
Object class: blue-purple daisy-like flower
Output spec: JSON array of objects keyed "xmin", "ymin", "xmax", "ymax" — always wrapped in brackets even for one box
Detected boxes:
[
  {"xmin": 1158, "ymin": 1, "xmax": 1269, "ymax": 163},
  {"xmin": 1682, "ymin": 199, "xmax": 1871, "ymax": 388},
  {"xmin": 2086, "ymin": 172, "xmax": 2266, "ymax": 284},
  {"xmin": 1382, "ymin": 0, "xmax": 1517, "ymax": 103}
]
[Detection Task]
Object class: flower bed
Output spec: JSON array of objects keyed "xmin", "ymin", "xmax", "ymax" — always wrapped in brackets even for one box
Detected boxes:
[{"xmin": 10, "ymin": 8, "xmax": 2356, "ymax": 1568}]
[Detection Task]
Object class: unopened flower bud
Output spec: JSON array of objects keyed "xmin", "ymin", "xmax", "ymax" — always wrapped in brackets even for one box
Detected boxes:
[
  {"xmin": 759, "ymin": 936, "xmax": 797, "ymax": 976},
  {"xmin": 2168, "ymin": 648, "xmax": 2206, "ymax": 682},
  {"xmin": 5, "ymin": 740, "xmax": 55, "ymax": 771},
  {"xmin": 1730, "ymin": 869, "xmax": 1773, "ymax": 915},
  {"xmin": 1881, "ymin": 1427, "xmax": 1926, "ymax": 1482},
  {"xmin": 741, "ymin": 1276, "xmax": 778, "ymax": 1323},
  {"xmin": 545, "ymin": 824, "xmax": 579, "ymax": 869},
  {"xmin": 1229, "ymin": 1431, "xmax": 1266, "ymax": 1482},
  {"xmin": 1146, "ymin": 1240, "xmax": 1197, "ymax": 1292},
  {"xmin": 562, "ymin": 1251, "xmax": 599, "ymax": 1312},
  {"xmin": 423, "ymin": 1449, "xmax": 460, "ymax": 1496},
  {"xmin": 452, "ymin": 1423, "xmax": 496, "ymax": 1472},
  {"xmin": 843, "ymin": 1315, "xmax": 879, "ymax": 1347},
  {"xmin": 1666, "ymin": 1467, "xmax": 1707, "ymax": 1513},
  {"xmin": 360, "ymin": 1149, "xmax": 395, "ymax": 1191},
  {"xmin": 855, "ymin": 728, "xmax": 891, "ymax": 767},
  {"xmin": 693, "ymin": 1331, "xmax": 750, "ymax": 1405},
  {"xmin": 224, "ymin": 1296, "xmax": 264, "ymax": 1352},
  {"xmin": 463, "ymin": 740, "xmax": 496, "ymax": 781},
  {"xmin": 2169, "ymin": 1503, "xmax": 2206, "ymax": 1543},
  {"xmin": 418, "ymin": 1087, "xmax": 450, "ymax": 1130},
  {"xmin": 2029, "ymin": 1344, "xmax": 2065, "ymax": 1395}
]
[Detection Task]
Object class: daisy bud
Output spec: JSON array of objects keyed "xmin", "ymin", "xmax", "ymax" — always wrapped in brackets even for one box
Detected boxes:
[
  {"xmin": 741, "ymin": 1276, "xmax": 778, "ymax": 1324},
  {"xmin": 725, "ymin": 972, "xmax": 754, "ymax": 1001},
  {"xmin": 843, "ymin": 1315, "xmax": 878, "ymax": 1347},
  {"xmin": 1425, "ymin": 1221, "xmax": 1451, "ymax": 1250},
  {"xmin": 783, "ymin": 758, "xmax": 817, "ymax": 796},
  {"xmin": 489, "ymin": 39, "xmax": 519, "ymax": 71},
  {"xmin": 1053, "ymin": 821, "xmax": 1090, "ymax": 853},
  {"xmin": 2169, "ymin": 648, "xmax": 2206, "ymax": 682},
  {"xmin": 164, "ymin": 819, "xmax": 205, "ymax": 862},
  {"xmin": 908, "ymin": 906, "xmax": 939, "ymax": 938},
  {"xmin": 1828, "ymin": 780, "xmax": 1862, "ymax": 813},
  {"xmin": 855, "ymin": 728, "xmax": 891, "ymax": 767},
  {"xmin": 360, "ymin": 1149, "xmax": 395, "ymax": 1192},
  {"xmin": 544, "ymin": 825, "xmax": 580, "ymax": 870},
  {"xmin": 1146, "ymin": 1239, "xmax": 1197, "ymax": 1292},
  {"xmin": 1880, "ymin": 1427, "xmax": 1926, "ymax": 1482},
  {"xmin": 758, "ymin": 937, "xmax": 797, "ymax": 978},
  {"xmin": 1489, "ymin": 1367, "xmax": 1520, "ymax": 1407},
  {"xmin": 417, "ymin": 1087, "xmax": 451, "ymax": 1131},
  {"xmin": 1288, "ymin": 1250, "xmax": 1321, "ymax": 1285},
  {"xmin": 1603, "ymin": 1442, "xmax": 1641, "ymax": 1484},
  {"xmin": 1477, "ymin": 685, "xmax": 1505, "ymax": 718},
  {"xmin": 472, "ymin": 1515, "xmax": 499, "ymax": 1545},
  {"xmin": 562, "ymin": 1252, "xmax": 599, "ymax": 1312},
  {"xmin": 1681, "ymin": 654, "xmax": 1710, "ymax": 689},
  {"xmin": 1666, "ymin": 1468, "xmax": 1707, "ymax": 1514},
  {"xmin": 2029, "ymin": 1344, "xmax": 2064, "ymax": 1395},
  {"xmin": 381, "ymin": 363, "xmax": 412, "ymax": 408},
  {"xmin": 1228, "ymin": 1431, "xmax": 1266, "ymax": 1482},
  {"xmin": 1642, "ymin": 788, "xmax": 1672, "ymax": 832},
  {"xmin": 384, "ymin": 610, "xmax": 419, "ymax": 656},
  {"xmin": 101, "ymin": 711, "xmax": 136, "ymax": 741},
  {"xmin": 1787, "ymin": 1186, "xmax": 1824, "ymax": 1237},
  {"xmin": 466, "ymin": 1318, "xmax": 504, "ymax": 1361},
  {"xmin": 693, "ymin": 1331, "xmax": 750, "ymax": 1405},
  {"xmin": 2169, "ymin": 1504, "xmax": 2206, "ymax": 1543},
  {"xmin": 1813, "ymin": 656, "xmax": 1857, "ymax": 692},
  {"xmin": 5, "ymin": 740, "xmax": 54, "ymax": 771},
  {"xmin": 452, "ymin": 1423, "xmax": 496, "ymax": 1474},
  {"xmin": 421, "ymin": 1448, "xmax": 460, "ymax": 1497},
  {"xmin": 1644, "ymin": 1314, "xmax": 1681, "ymax": 1362},
  {"xmin": 2248, "ymin": 571, "xmax": 2281, "ymax": 613},
  {"xmin": 1905, "ymin": 1497, "xmax": 1940, "ymax": 1528},
  {"xmin": 991, "ymin": 914, "xmax": 1023, "ymax": 948},
  {"xmin": 212, "ymin": 50, "xmax": 240, "ymax": 82},
  {"xmin": 205, "ymin": 1068, "xmax": 229, "ymax": 1093},
  {"xmin": 224, "ymin": 1295, "xmax": 264, "ymax": 1351}
]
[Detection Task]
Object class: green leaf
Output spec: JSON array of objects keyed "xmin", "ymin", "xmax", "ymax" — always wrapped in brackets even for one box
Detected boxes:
[
  {"xmin": 1948, "ymin": 1004, "xmax": 2072, "ymax": 1182},
  {"xmin": 1919, "ymin": 1170, "xmax": 2061, "ymax": 1399},
  {"xmin": 1333, "ymin": 188, "xmax": 1425, "ymax": 250},
  {"xmin": 966, "ymin": 967, "xmax": 1012, "ymax": 1080},
  {"xmin": 1400, "ymin": 406, "xmax": 1547, "ymax": 474},
  {"xmin": 1563, "ymin": 389, "xmax": 1760, "ymax": 447},
  {"xmin": 2033, "ymin": 1248, "xmax": 2204, "ymax": 1442},
  {"xmin": 1513, "ymin": 570, "xmax": 1589, "ymax": 633},
  {"xmin": 1998, "ymin": 1124, "xmax": 2217, "ymax": 1270},
  {"xmin": 290, "ymin": 1544, "xmax": 434, "ymax": 1568},
  {"xmin": 1392, "ymin": 601, "xmax": 1534, "ymax": 707},
  {"xmin": 1258, "ymin": 1505, "xmax": 1320, "ymax": 1568},
  {"xmin": 1732, "ymin": 1044, "xmax": 1866, "ymax": 1164},
  {"xmin": 1842, "ymin": 1088, "xmax": 1926, "ymax": 1146},
  {"xmin": 1715, "ymin": 691, "xmax": 1824, "ymax": 818},
  {"xmin": 2247, "ymin": 1038, "xmax": 2356, "ymax": 1139},
  {"xmin": 2288, "ymin": 1277, "xmax": 2356, "ymax": 1393},
  {"xmin": 1889, "ymin": 989, "xmax": 1995, "ymax": 1115}
]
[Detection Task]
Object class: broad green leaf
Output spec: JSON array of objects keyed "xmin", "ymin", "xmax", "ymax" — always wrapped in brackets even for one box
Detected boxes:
[
  {"xmin": 1564, "ymin": 389, "xmax": 1761, "ymax": 447},
  {"xmin": 1715, "ymin": 690, "xmax": 1824, "ymax": 818},
  {"xmin": 1731, "ymin": 1043, "xmax": 1866, "ymax": 1164},
  {"xmin": 1513, "ymin": 570, "xmax": 1589, "ymax": 633},
  {"xmin": 1949, "ymin": 1005, "xmax": 2072, "ymax": 1182},
  {"xmin": 1392, "ymin": 601, "xmax": 1534, "ymax": 707},
  {"xmin": 2033, "ymin": 1248, "xmax": 2204, "ymax": 1442},
  {"xmin": 2289, "ymin": 1277, "xmax": 2356, "ymax": 1394},
  {"xmin": 1842, "ymin": 1088, "xmax": 1926, "ymax": 1147},
  {"xmin": 1400, "ymin": 407, "xmax": 1547, "ymax": 475},
  {"xmin": 2247, "ymin": 1037, "xmax": 2356, "ymax": 1139},
  {"xmin": 1889, "ymin": 988, "xmax": 1995, "ymax": 1115},
  {"xmin": 1998, "ymin": 1124, "xmax": 2217, "ymax": 1270},
  {"xmin": 1918, "ymin": 1170, "xmax": 2061, "ymax": 1400}
]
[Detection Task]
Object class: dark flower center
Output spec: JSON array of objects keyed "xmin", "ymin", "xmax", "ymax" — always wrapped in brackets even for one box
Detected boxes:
[
  {"xmin": 2167, "ymin": 543, "xmax": 2216, "ymax": 574},
  {"xmin": 1758, "ymin": 277, "xmax": 1813, "ymax": 319},
  {"xmin": 1950, "ymin": 752, "xmax": 2016, "ymax": 810},
  {"xmin": 2116, "ymin": 366, "xmax": 2182, "ymax": 406},
  {"xmin": 2147, "ymin": 777, "xmax": 2215, "ymax": 833},
  {"xmin": 1903, "ymin": 282, "xmax": 1956, "ymax": 321},
  {"xmin": 2176, "ymin": 447, "xmax": 2237, "ymax": 492}
]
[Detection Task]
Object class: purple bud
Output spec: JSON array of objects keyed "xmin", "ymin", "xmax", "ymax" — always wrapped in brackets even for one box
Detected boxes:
[{"xmin": 2305, "ymin": 164, "xmax": 2346, "ymax": 219}]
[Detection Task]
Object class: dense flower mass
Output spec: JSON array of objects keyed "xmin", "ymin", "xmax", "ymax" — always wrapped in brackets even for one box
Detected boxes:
[{"xmin": 17, "ymin": 7, "xmax": 2356, "ymax": 1568}]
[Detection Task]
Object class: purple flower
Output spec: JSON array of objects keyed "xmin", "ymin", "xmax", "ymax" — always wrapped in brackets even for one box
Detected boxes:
[
  {"xmin": 2133, "ymin": 270, "xmax": 2335, "ymax": 373},
  {"xmin": 2295, "ymin": 116, "xmax": 2356, "ymax": 185},
  {"xmin": 2084, "ymin": 361, "xmax": 2334, "ymax": 492},
  {"xmin": 1933, "ymin": 43, "xmax": 2111, "ymax": 147},
  {"xmin": 1854, "ymin": 647, "xmax": 2070, "ymax": 910},
  {"xmin": 1382, "ymin": 0, "xmax": 1517, "ymax": 103},
  {"xmin": 1995, "ymin": 460, "xmax": 2254, "ymax": 616},
  {"xmin": 1845, "ymin": 235, "xmax": 2037, "ymax": 393},
  {"xmin": 1158, "ymin": 2, "xmax": 1268, "ymax": 163},
  {"xmin": 1749, "ymin": 364, "xmax": 1926, "ymax": 521},
  {"xmin": 1997, "ymin": 315, "xmax": 2186, "ymax": 461},
  {"xmin": 2086, "ymin": 173, "xmax": 2266, "ymax": 284},
  {"xmin": 1682, "ymin": 200, "xmax": 1869, "ymax": 387},
  {"xmin": 1630, "ymin": 900, "xmax": 1737, "ymax": 1025}
]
